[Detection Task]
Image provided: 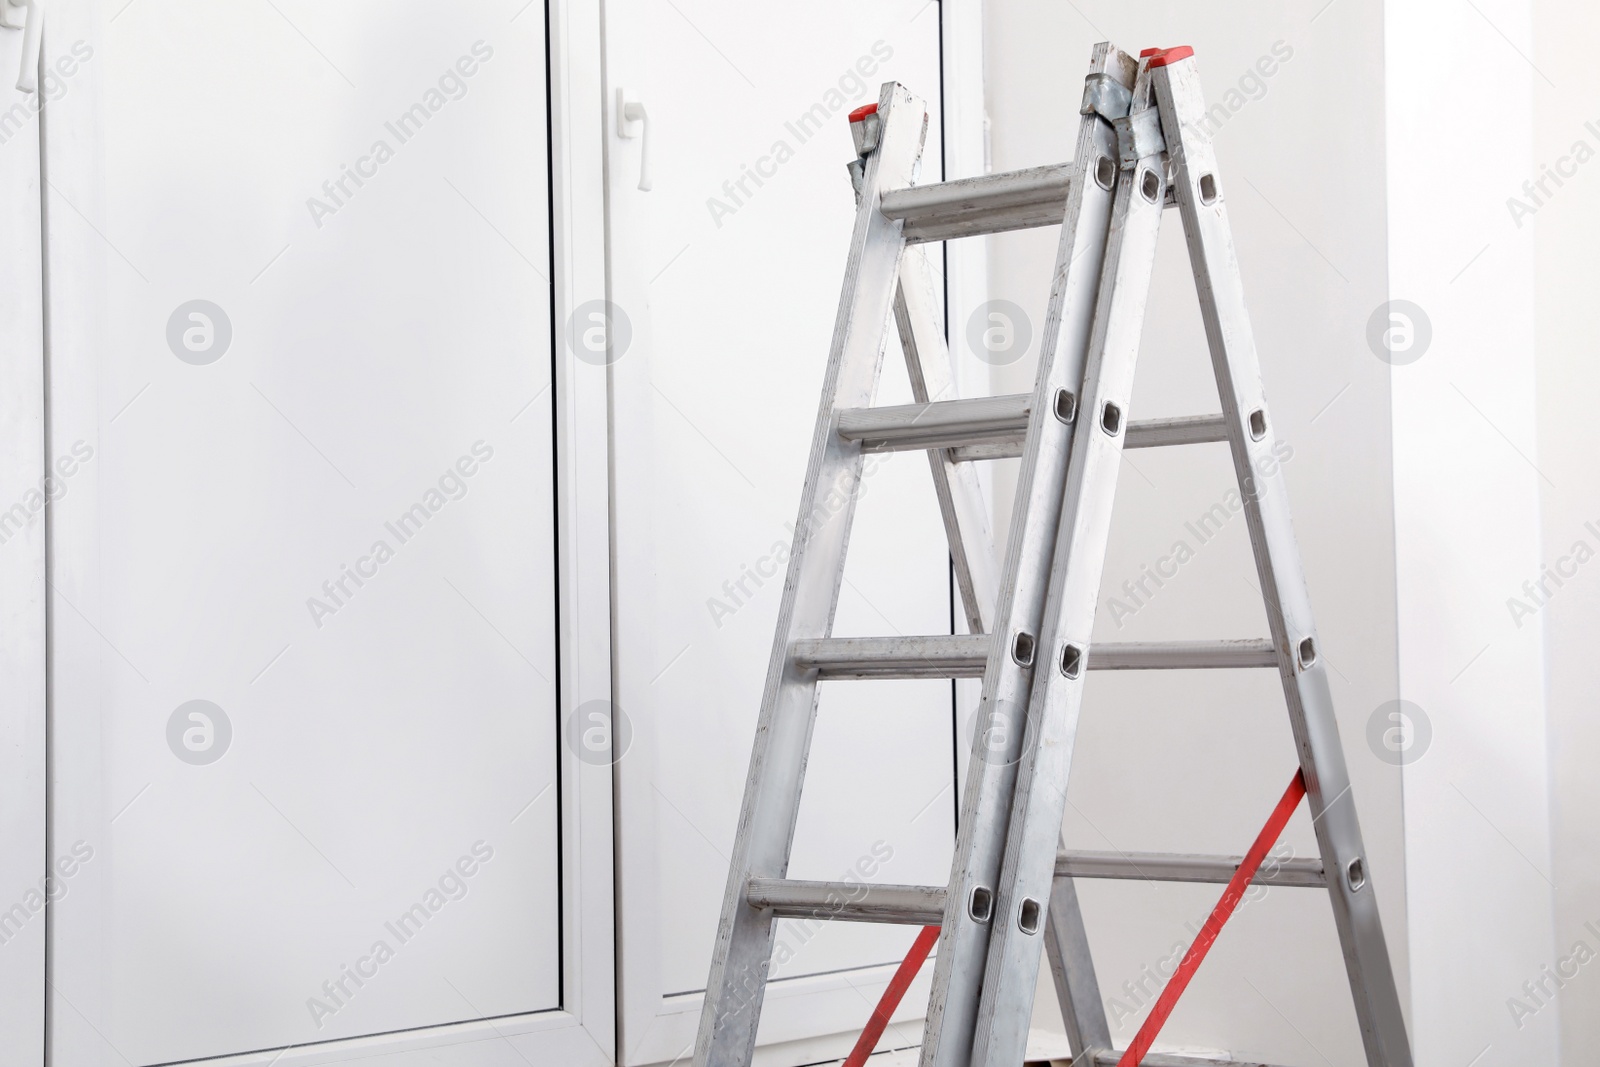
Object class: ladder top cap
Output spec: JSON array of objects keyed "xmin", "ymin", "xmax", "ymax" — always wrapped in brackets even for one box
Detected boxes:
[
  {"xmin": 848, "ymin": 102, "xmax": 879, "ymax": 123},
  {"xmin": 1143, "ymin": 45, "xmax": 1194, "ymax": 67}
]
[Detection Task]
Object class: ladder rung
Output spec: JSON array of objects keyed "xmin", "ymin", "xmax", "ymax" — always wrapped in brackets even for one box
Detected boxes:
[
  {"xmin": 946, "ymin": 440, "xmax": 1024, "ymax": 463},
  {"xmin": 746, "ymin": 878, "xmax": 946, "ymax": 925},
  {"xmin": 880, "ymin": 163, "xmax": 1072, "ymax": 243},
  {"xmin": 1125, "ymin": 412, "xmax": 1230, "ymax": 448},
  {"xmin": 1089, "ymin": 639, "xmax": 1278, "ymax": 670},
  {"xmin": 792, "ymin": 634, "xmax": 989, "ymax": 679},
  {"xmin": 837, "ymin": 394, "xmax": 1031, "ymax": 454},
  {"xmin": 945, "ymin": 411, "xmax": 1229, "ymax": 461},
  {"xmin": 836, "ymin": 394, "xmax": 1227, "ymax": 461},
  {"xmin": 1056, "ymin": 850, "xmax": 1326, "ymax": 888},
  {"xmin": 1091, "ymin": 1051, "xmax": 1292, "ymax": 1067},
  {"xmin": 791, "ymin": 636, "xmax": 1277, "ymax": 679}
]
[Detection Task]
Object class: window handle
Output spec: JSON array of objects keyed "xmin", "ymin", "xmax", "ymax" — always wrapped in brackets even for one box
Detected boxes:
[
  {"xmin": 2, "ymin": 0, "xmax": 44, "ymax": 94},
  {"xmin": 616, "ymin": 88, "xmax": 651, "ymax": 192}
]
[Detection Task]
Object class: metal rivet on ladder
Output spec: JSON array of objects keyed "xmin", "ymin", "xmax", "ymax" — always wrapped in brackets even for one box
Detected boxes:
[
  {"xmin": 1199, "ymin": 173, "xmax": 1219, "ymax": 204},
  {"xmin": 1012, "ymin": 631, "xmax": 1036, "ymax": 667},
  {"xmin": 1139, "ymin": 168, "xmax": 1161, "ymax": 203},
  {"xmin": 1059, "ymin": 643, "xmax": 1083, "ymax": 678},
  {"xmin": 1094, "ymin": 155, "xmax": 1115, "ymax": 191},
  {"xmin": 1100, "ymin": 402, "xmax": 1122, "ymax": 436},
  {"xmin": 1297, "ymin": 636, "xmax": 1317, "ymax": 669},
  {"xmin": 1248, "ymin": 408, "xmax": 1267, "ymax": 441},
  {"xmin": 968, "ymin": 885, "xmax": 994, "ymax": 923},
  {"xmin": 1054, "ymin": 389, "xmax": 1077, "ymax": 424},
  {"xmin": 1018, "ymin": 897, "xmax": 1042, "ymax": 935},
  {"xmin": 1346, "ymin": 856, "xmax": 1367, "ymax": 892}
]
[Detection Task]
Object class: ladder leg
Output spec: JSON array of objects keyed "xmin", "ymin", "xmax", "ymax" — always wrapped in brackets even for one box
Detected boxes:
[
  {"xmin": 1044, "ymin": 864, "xmax": 1112, "ymax": 1058},
  {"xmin": 918, "ymin": 43, "xmax": 1137, "ymax": 1067},
  {"xmin": 894, "ymin": 140, "xmax": 1115, "ymax": 1059},
  {"xmin": 894, "ymin": 247, "xmax": 998, "ymax": 633},
  {"xmin": 1150, "ymin": 55, "xmax": 1413, "ymax": 1067},
  {"xmin": 900, "ymin": 212, "xmax": 1114, "ymax": 1064},
  {"xmin": 693, "ymin": 83, "xmax": 930, "ymax": 1067},
  {"xmin": 898, "ymin": 239, "xmax": 1115, "ymax": 1056},
  {"xmin": 970, "ymin": 59, "xmax": 1169, "ymax": 1066},
  {"xmin": 900, "ymin": 237, "xmax": 1113, "ymax": 1057}
]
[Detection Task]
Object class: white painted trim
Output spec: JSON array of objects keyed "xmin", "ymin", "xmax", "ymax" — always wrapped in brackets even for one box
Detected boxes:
[{"xmin": 0, "ymin": 22, "xmax": 47, "ymax": 1067}]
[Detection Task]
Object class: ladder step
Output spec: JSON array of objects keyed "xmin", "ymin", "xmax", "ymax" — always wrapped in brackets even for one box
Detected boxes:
[
  {"xmin": 746, "ymin": 878, "xmax": 946, "ymax": 925},
  {"xmin": 880, "ymin": 163, "xmax": 1072, "ymax": 243},
  {"xmin": 792, "ymin": 634, "xmax": 990, "ymax": 679},
  {"xmin": 1056, "ymin": 850, "xmax": 1326, "ymax": 888},
  {"xmin": 1089, "ymin": 639, "xmax": 1278, "ymax": 671},
  {"xmin": 836, "ymin": 394, "xmax": 1227, "ymax": 460},
  {"xmin": 748, "ymin": 857, "xmax": 1321, "ymax": 930},
  {"xmin": 791, "ymin": 636, "xmax": 1278, "ymax": 679},
  {"xmin": 837, "ymin": 393, "xmax": 1031, "ymax": 454},
  {"xmin": 950, "ymin": 411, "xmax": 1230, "ymax": 461},
  {"xmin": 744, "ymin": 856, "xmax": 1321, "ymax": 930},
  {"xmin": 1125, "ymin": 412, "xmax": 1232, "ymax": 449},
  {"xmin": 1091, "ymin": 1051, "xmax": 1292, "ymax": 1067}
]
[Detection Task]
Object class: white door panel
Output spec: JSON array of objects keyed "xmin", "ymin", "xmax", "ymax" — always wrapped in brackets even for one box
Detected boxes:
[
  {"xmin": 38, "ymin": 2, "xmax": 599, "ymax": 1064},
  {"xmin": 608, "ymin": 3, "xmax": 955, "ymax": 1061}
]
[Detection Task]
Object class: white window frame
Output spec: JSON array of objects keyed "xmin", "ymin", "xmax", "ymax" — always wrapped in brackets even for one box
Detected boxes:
[
  {"xmin": 0, "ymin": 1, "xmax": 617, "ymax": 1063},
  {"xmin": 0, "ymin": 20, "xmax": 49, "ymax": 1066}
]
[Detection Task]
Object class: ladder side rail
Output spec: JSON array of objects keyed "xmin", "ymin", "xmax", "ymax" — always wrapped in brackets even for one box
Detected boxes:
[
  {"xmin": 919, "ymin": 42, "xmax": 1136, "ymax": 1067},
  {"xmin": 1150, "ymin": 56, "xmax": 1413, "ymax": 1067},
  {"xmin": 1043, "ymin": 869, "xmax": 1112, "ymax": 1055},
  {"xmin": 898, "ymin": 204, "xmax": 1111, "ymax": 1061},
  {"xmin": 900, "ymin": 219, "xmax": 1111, "ymax": 1059},
  {"xmin": 693, "ymin": 82, "xmax": 929, "ymax": 1067},
  {"xmin": 893, "ymin": 247, "xmax": 1000, "ymax": 632},
  {"xmin": 971, "ymin": 61, "xmax": 1170, "ymax": 1066}
]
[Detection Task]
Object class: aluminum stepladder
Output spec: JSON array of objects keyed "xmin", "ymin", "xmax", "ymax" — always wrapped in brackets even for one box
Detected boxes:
[{"xmin": 694, "ymin": 42, "xmax": 1413, "ymax": 1067}]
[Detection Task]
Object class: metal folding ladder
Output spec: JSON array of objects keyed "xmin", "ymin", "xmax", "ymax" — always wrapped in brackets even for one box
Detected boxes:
[{"xmin": 694, "ymin": 42, "xmax": 1413, "ymax": 1067}]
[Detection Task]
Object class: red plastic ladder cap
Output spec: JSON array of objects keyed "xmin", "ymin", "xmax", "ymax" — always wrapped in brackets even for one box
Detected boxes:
[{"xmin": 848, "ymin": 102, "xmax": 878, "ymax": 123}]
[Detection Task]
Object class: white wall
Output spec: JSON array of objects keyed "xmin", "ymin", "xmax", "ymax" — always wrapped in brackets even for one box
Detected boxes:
[
  {"xmin": 982, "ymin": 3, "xmax": 1590, "ymax": 1065},
  {"xmin": 1386, "ymin": 0, "xmax": 1561, "ymax": 1063},
  {"xmin": 985, "ymin": 3, "xmax": 1406, "ymax": 1062},
  {"xmin": 1531, "ymin": 1, "xmax": 1600, "ymax": 1061}
]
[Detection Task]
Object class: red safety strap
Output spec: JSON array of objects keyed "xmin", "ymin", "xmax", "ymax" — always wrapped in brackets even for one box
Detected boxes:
[
  {"xmin": 841, "ymin": 924, "xmax": 941, "ymax": 1067},
  {"xmin": 1117, "ymin": 769, "xmax": 1307, "ymax": 1067}
]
